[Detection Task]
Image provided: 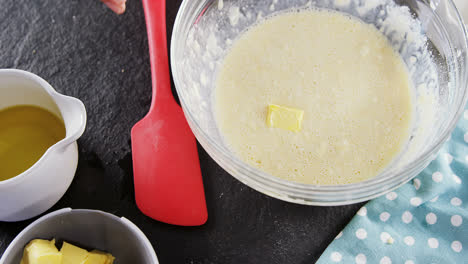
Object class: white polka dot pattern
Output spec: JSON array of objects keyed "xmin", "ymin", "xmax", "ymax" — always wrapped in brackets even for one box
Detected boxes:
[
  {"xmin": 451, "ymin": 197, "xmax": 462, "ymax": 206},
  {"xmin": 451, "ymin": 241, "xmax": 462, "ymax": 253},
  {"xmin": 331, "ymin": 252, "xmax": 342, "ymax": 262},
  {"xmin": 402, "ymin": 211, "xmax": 413, "ymax": 224},
  {"xmin": 386, "ymin": 192, "xmax": 397, "ymax": 201},
  {"xmin": 355, "ymin": 253, "xmax": 366, "ymax": 264},
  {"xmin": 432, "ymin": 172, "xmax": 443, "ymax": 182},
  {"xmin": 356, "ymin": 228, "xmax": 367, "ymax": 240},
  {"xmin": 379, "ymin": 212, "xmax": 390, "ymax": 222},
  {"xmin": 413, "ymin": 179, "xmax": 421, "ymax": 190},
  {"xmin": 357, "ymin": 207, "xmax": 367, "ymax": 216},
  {"xmin": 380, "ymin": 232, "xmax": 390, "ymax": 243},
  {"xmin": 425, "ymin": 213, "xmax": 437, "ymax": 225},
  {"xmin": 315, "ymin": 108, "xmax": 468, "ymax": 264},
  {"xmin": 452, "ymin": 174, "xmax": 462, "ymax": 184},
  {"xmin": 445, "ymin": 153, "xmax": 453, "ymax": 164},
  {"xmin": 380, "ymin": 256, "xmax": 392, "ymax": 264},
  {"xmin": 335, "ymin": 231, "xmax": 343, "ymax": 240},
  {"xmin": 410, "ymin": 197, "xmax": 422, "ymax": 206},
  {"xmin": 451, "ymin": 215, "xmax": 462, "ymax": 227},
  {"xmin": 428, "ymin": 238, "xmax": 439, "ymax": 249},
  {"xmin": 404, "ymin": 236, "xmax": 415, "ymax": 246}
]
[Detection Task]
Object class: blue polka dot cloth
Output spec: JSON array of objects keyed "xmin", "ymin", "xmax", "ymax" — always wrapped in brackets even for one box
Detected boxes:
[{"xmin": 317, "ymin": 110, "xmax": 468, "ymax": 263}]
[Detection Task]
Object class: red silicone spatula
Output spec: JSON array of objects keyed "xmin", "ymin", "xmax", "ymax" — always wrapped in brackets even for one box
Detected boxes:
[{"xmin": 131, "ymin": 0, "xmax": 208, "ymax": 226}]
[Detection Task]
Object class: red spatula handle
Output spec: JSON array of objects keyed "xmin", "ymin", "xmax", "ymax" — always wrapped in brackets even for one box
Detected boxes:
[{"xmin": 143, "ymin": 0, "xmax": 173, "ymax": 108}]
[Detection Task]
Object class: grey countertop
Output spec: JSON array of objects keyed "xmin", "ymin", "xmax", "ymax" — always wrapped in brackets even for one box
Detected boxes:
[{"xmin": 0, "ymin": 0, "xmax": 362, "ymax": 263}]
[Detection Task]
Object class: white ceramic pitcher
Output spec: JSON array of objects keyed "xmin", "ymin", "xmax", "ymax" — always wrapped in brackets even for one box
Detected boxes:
[{"xmin": 0, "ymin": 69, "xmax": 86, "ymax": 221}]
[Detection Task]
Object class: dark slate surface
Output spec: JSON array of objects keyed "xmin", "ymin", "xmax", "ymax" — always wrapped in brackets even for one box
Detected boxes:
[{"xmin": 0, "ymin": 0, "xmax": 363, "ymax": 263}]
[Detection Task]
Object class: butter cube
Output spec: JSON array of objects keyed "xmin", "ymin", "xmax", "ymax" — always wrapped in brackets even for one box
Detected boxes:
[
  {"xmin": 61, "ymin": 242, "xmax": 88, "ymax": 264},
  {"xmin": 81, "ymin": 250, "xmax": 115, "ymax": 264},
  {"xmin": 267, "ymin": 104, "xmax": 304, "ymax": 132},
  {"xmin": 21, "ymin": 239, "xmax": 62, "ymax": 264}
]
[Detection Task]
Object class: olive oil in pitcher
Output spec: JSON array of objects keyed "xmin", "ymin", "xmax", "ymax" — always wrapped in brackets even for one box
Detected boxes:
[{"xmin": 0, "ymin": 105, "xmax": 66, "ymax": 181}]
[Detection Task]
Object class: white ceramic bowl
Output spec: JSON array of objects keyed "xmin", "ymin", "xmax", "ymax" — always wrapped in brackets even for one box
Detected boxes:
[
  {"xmin": 0, "ymin": 208, "xmax": 159, "ymax": 264},
  {"xmin": 0, "ymin": 69, "xmax": 86, "ymax": 221}
]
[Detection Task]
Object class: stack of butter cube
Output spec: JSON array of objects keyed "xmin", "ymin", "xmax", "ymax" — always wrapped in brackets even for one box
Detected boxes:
[{"xmin": 20, "ymin": 239, "xmax": 115, "ymax": 264}]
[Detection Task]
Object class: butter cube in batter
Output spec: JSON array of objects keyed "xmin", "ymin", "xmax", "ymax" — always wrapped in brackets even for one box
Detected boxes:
[
  {"xmin": 20, "ymin": 239, "xmax": 62, "ymax": 264},
  {"xmin": 267, "ymin": 104, "xmax": 304, "ymax": 132},
  {"xmin": 60, "ymin": 242, "xmax": 88, "ymax": 264}
]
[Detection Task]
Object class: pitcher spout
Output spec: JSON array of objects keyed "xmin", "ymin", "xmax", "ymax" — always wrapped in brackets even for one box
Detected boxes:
[{"xmin": 52, "ymin": 93, "xmax": 87, "ymax": 151}]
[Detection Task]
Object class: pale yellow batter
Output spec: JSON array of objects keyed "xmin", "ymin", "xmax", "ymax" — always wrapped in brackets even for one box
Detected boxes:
[{"xmin": 215, "ymin": 9, "xmax": 413, "ymax": 185}]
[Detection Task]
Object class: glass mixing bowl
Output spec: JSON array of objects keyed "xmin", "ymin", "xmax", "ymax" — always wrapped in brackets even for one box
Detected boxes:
[{"xmin": 171, "ymin": 0, "xmax": 468, "ymax": 205}]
